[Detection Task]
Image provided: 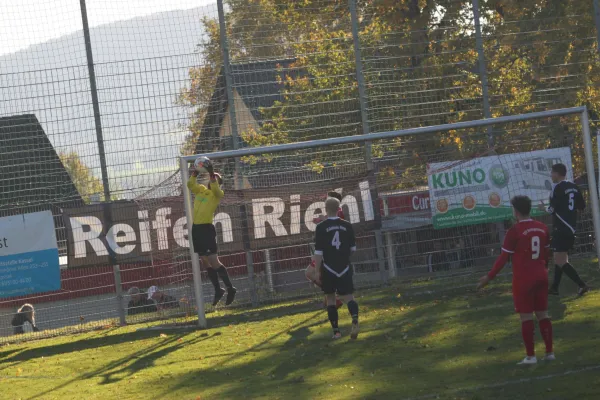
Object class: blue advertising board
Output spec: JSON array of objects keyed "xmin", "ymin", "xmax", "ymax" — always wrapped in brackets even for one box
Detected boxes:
[{"xmin": 0, "ymin": 211, "xmax": 61, "ymax": 298}]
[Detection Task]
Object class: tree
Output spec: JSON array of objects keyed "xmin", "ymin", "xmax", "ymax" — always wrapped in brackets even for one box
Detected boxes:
[
  {"xmin": 59, "ymin": 152, "xmax": 104, "ymax": 204},
  {"xmin": 179, "ymin": 0, "xmax": 600, "ymax": 184}
]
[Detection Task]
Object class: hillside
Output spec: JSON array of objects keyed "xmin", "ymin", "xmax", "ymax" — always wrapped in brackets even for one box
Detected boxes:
[{"xmin": 0, "ymin": 5, "xmax": 214, "ymax": 196}]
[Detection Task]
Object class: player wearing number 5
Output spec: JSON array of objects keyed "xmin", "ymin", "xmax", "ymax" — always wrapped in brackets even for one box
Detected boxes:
[
  {"xmin": 478, "ymin": 196, "xmax": 554, "ymax": 364},
  {"xmin": 539, "ymin": 163, "xmax": 589, "ymax": 296},
  {"xmin": 313, "ymin": 197, "xmax": 360, "ymax": 340}
]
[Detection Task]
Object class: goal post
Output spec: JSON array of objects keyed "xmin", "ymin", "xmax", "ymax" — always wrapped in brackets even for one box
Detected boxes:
[{"xmin": 180, "ymin": 106, "xmax": 600, "ymax": 327}]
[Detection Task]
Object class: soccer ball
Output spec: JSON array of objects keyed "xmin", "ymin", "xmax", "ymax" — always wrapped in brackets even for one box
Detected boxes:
[{"xmin": 194, "ymin": 156, "xmax": 211, "ymax": 172}]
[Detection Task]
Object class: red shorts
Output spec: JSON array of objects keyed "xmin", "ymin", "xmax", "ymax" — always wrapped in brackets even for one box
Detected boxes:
[{"xmin": 513, "ymin": 279, "xmax": 548, "ymax": 314}]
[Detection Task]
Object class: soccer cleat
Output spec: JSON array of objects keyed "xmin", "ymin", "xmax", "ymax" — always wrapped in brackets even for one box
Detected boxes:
[
  {"xmin": 213, "ymin": 288, "xmax": 226, "ymax": 306},
  {"xmin": 225, "ymin": 287, "xmax": 237, "ymax": 306},
  {"xmin": 577, "ymin": 286, "xmax": 590, "ymax": 297},
  {"xmin": 332, "ymin": 331, "xmax": 342, "ymax": 340},
  {"xmin": 350, "ymin": 320, "xmax": 360, "ymax": 340},
  {"xmin": 517, "ymin": 356, "xmax": 538, "ymax": 365},
  {"xmin": 543, "ymin": 353, "xmax": 556, "ymax": 361},
  {"xmin": 548, "ymin": 287, "xmax": 560, "ymax": 296}
]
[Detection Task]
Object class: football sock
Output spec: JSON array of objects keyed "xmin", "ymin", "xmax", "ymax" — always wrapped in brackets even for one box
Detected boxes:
[
  {"xmin": 521, "ymin": 320, "xmax": 535, "ymax": 357},
  {"xmin": 538, "ymin": 318, "xmax": 553, "ymax": 354},
  {"xmin": 347, "ymin": 300, "xmax": 359, "ymax": 323},
  {"xmin": 207, "ymin": 268, "xmax": 220, "ymax": 291},
  {"xmin": 551, "ymin": 265, "xmax": 563, "ymax": 290},
  {"xmin": 561, "ymin": 263, "xmax": 586, "ymax": 288},
  {"xmin": 327, "ymin": 305, "xmax": 339, "ymax": 331},
  {"xmin": 217, "ymin": 266, "xmax": 234, "ymax": 289}
]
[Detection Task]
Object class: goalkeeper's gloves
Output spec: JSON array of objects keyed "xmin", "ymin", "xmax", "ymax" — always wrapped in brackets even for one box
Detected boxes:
[{"xmin": 205, "ymin": 162, "xmax": 214, "ymax": 176}]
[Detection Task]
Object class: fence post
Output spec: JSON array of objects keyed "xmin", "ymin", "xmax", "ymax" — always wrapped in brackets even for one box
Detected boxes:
[
  {"xmin": 471, "ymin": 0, "xmax": 492, "ymax": 132},
  {"xmin": 264, "ymin": 249, "xmax": 274, "ymax": 293},
  {"xmin": 217, "ymin": 0, "xmax": 258, "ymax": 306},
  {"xmin": 382, "ymin": 197, "xmax": 397, "ymax": 278},
  {"xmin": 349, "ymin": 0, "xmax": 388, "ymax": 284},
  {"xmin": 112, "ymin": 265, "xmax": 126, "ymax": 325},
  {"xmin": 80, "ymin": 0, "xmax": 110, "ymax": 200},
  {"xmin": 472, "ymin": 0, "xmax": 507, "ymax": 250},
  {"xmin": 80, "ymin": 0, "xmax": 127, "ymax": 325}
]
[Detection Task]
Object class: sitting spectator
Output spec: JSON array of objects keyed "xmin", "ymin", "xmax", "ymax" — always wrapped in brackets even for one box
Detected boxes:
[
  {"xmin": 127, "ymin": 287, "xmax": 157, "ymax": 315},
  {"xmin": 147, "ymin": 286, "xmax": 179, "ymax": 311},
  {"xmin": 12, "ymin": 303, "xmax": 39, "ymax": 334}
]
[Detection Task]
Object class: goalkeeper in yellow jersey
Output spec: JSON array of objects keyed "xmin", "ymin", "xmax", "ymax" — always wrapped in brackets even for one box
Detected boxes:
[{"xmin": 188, "ymin": 162, "xmax": 237, "ymax": 306}]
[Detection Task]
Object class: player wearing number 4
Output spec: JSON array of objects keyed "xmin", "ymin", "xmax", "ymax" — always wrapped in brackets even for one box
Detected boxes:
[
  {"xmin": 478, "ymin": 196, "xmax": 554, "ymax": 365},
  {"xmin": 538, "ymin": 163, "xmax": 590, "ymax": 297},
  {"xmin": 313, "ymin": 197, "xmax": 360, "ymax": 340}
]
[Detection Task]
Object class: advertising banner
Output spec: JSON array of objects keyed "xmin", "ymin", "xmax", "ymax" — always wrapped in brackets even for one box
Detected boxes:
[
  {"xmin": 0, "ymin": 211, "xmax": 61, "ymax": 298},
  {"xmin": 427, "ymin": 147, "xmax": 573, "ymax": 229},
  {"xmin": 63, "ymin": 176, "xmax": 378, "ymax": 267}
]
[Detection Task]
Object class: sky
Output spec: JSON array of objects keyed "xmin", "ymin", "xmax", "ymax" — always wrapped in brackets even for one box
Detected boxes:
[{"xmin": 0, "ymin": 0, "xmax": 215, "ymax": 56}]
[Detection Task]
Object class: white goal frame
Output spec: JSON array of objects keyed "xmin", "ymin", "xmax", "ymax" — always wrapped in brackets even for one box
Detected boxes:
[{"xmin": 180, "ymin": 106, "xmax": 600, "ymax": 328}]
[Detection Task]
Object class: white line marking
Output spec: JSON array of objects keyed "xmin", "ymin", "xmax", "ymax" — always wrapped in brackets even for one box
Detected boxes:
[{"xmin": 401, "ymin": 364, "xmax": 600, "ymax": 400}]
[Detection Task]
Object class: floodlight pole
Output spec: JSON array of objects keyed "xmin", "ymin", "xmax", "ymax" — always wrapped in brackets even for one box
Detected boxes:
[
  {"xmin": 349, "ymin": 0, "xmax": 388, "ymax": 284},
  {"xmin": 80, "ymin": 0, "xmax": 126, "ymax": 327},
  {"xmin": 180, "ymin": 158, "xmax": 207, "ymax": 328},
  {"xmin": 594, "ymin": 0, "xmax": 600, "ymax": 55},
  {"xmin": 217, "ymin": 0, "xmax": 259, "ymax": 306}
]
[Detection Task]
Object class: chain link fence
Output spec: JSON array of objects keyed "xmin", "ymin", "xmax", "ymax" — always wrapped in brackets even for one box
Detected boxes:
[{"xmin": 1, "ymin": 0, "xmax": 600, "ymax": 342}]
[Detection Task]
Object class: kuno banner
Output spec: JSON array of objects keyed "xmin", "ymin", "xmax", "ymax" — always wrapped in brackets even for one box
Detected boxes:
[{"xmin": 427, "ymin": 147, "xmax": 573, "ymax": 229}]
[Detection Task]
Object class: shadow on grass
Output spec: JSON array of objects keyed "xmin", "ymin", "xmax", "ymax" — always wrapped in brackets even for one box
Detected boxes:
[
  {"xmin": 12, "ymin": 268, "xmax": 600, "ymax": 399},
  {"xmin": 22, "ymin": 331, "xmax": 222, "ymax": 400}
]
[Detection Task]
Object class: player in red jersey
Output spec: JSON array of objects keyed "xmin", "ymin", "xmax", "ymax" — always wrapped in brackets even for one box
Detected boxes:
[
  {"xmin": 477, "ymin": 195, "xmax": 554, "ymax": 365},
  {"xmin": 307, "ymin": 191, "xmax": 345, "ymax": 309}
]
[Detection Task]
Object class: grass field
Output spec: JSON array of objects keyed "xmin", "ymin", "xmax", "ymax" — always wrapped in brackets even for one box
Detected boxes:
[{"xmin": 2, "ymin": 266, "xmax": 600, "ymax": 400}]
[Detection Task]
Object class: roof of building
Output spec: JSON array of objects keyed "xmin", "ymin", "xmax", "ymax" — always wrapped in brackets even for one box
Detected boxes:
[
  {"xmin": 194, "ymin": 58, "xmax": 301, "ymax": 154},
  {"xmin": 0, "ymin": 114, "xmax": 82, "ymax": 216}
]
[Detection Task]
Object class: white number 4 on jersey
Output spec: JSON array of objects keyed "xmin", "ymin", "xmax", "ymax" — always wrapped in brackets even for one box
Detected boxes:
[{"xmin": 332, "ymin": 231, "xmax": 341, "ymax": 250}]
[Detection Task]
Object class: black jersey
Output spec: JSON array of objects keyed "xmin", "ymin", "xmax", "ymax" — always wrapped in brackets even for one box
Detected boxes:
[
  {"xmin": 548, "ymin": 180, "xmax": 585, "ymax": 234},
  {"xmin": 314, "ymin": 217, "xmax": 356, "ymax": 276}
]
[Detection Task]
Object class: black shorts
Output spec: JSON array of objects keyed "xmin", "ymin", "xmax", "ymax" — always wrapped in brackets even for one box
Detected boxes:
[
  {"xmin": 551, "ymin": 230, "xmax": 575, "ymax": 253},
  {"xmin": 192, "ymin": 224, "xmax": 217, "ymax": 256},
  {"xmin": 320, "ymin": 265, "xmax": 354, "ymax": 296}
]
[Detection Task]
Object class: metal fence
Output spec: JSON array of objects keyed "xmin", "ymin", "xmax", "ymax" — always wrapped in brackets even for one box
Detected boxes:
[{"xmin": 1, "ymin": 0, "xmax": 600, "ymax": 341}]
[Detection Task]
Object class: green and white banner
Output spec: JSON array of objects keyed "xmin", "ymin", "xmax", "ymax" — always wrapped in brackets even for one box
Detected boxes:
[{"xmin": 427, "ymin": 147, "xmax": 573, "ymax": 229}]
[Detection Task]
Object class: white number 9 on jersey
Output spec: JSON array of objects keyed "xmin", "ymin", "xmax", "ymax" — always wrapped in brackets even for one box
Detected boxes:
[{"xmin": 531, "ymin": 236, "xmax": 540, "ymax": 260}]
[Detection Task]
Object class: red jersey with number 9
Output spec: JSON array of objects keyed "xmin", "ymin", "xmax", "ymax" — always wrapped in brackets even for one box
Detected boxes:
[{"xmin": 501, "ymin": 219, "xmax": 550, "ymax": 283}]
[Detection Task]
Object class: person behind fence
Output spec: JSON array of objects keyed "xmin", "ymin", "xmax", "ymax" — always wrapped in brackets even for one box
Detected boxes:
[
  {"xmin": 147, "ymin": 285, "xmax": 179, "ymax": 311},
  {"xmin": 11, "ymin": 303, "xmax": 39, "ymax": 334},
  {"xmin": 427, "ymin": 241, "xmax": 450, "ymax": 272},
  {"xmin": 127, "ymin": 286, "xmax": 157, "ymax": 315},
  {"xmin": 188, "ymin": 161, "xmax": 237, "ymax": 307}
]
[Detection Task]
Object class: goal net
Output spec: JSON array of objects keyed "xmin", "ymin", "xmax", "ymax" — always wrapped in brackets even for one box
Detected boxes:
[{"xmin": 134, "ymin": 108, "xmax": 599, "ymax": 325}]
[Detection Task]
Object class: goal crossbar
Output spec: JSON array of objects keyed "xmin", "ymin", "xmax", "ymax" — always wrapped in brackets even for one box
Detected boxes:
[{"xmin": 182, "ymin": 106, "xmax": 588, "ymax": 162}]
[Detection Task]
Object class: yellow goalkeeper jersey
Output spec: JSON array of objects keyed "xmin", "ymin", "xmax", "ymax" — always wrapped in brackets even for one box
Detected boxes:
[{"xmin": 187, "ymin": 175, "xmax": 224, "ymax": 224}]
